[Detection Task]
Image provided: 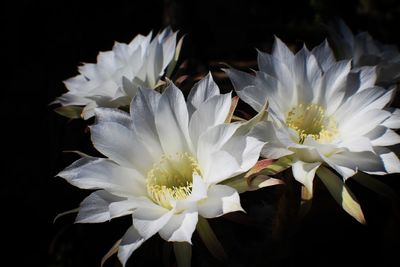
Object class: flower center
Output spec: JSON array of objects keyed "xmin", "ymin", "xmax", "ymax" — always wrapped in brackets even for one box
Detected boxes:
[
  {"xmin": 146, "ymin": 153, "xmax": 202, "ymax": 209},
  {"xmin": 286, "ymin": 103, "xmax": 338, "ymax": 144}
]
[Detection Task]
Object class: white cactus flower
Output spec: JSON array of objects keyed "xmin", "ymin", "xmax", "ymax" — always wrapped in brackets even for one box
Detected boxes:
[
  {"xmin": 226, "ymin": 37, "xmax": 400, "ymax": 222},
  {"xmin": 54, "ymin": 27, "xmax": 178, "ymax": 119},
  {"xmin": 329, "ymin": 19, "xmax": 400, "ymax": 86},
  {"xmin": 57, "ymin": 73, "xmax": 265, "ymax": 266}
]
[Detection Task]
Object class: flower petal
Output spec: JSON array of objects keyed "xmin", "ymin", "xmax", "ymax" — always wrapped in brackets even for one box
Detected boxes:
[
  {"xmin": 366, "ymin": 126, "xmax": 400, "ymax": 146},
  {"xmin": 187, "ymin": 72, "xmax": 219, "ymax": 117},
  {"xmin": 189, "ymin": 93, "xmax": 232, "ymax": 149},
  {"xmin": 159, "ymin": 211, "xmax": 198, "ymax": 243},
  {"xmin": 76, "ymin": 190, "xmax": 125, "ymax": 223},
  {"xmin": 155, "ymin": 83, "xmax": 192, "ymax": 155},
  {"xmin": 94, "ymin": 108, "xmax": 132, "ymax": 128},
  {"xmin": 57, "ymin": 157, "xmax": 146, "ymax": 197},
  {"xmin": 292, "ymin": 160, "xmax": 321, "ymax": 196},
  {"xmin": 91, "ymin": 121, "xmax": 157, "ymax": 172},
  {"xmin": 198, "ymin": 185, "xmax": 243, "ymax": 218},
  {"xmin": 132, "ymin": 203, "xmax": 173, "ymax": 239},
  {"xmin": 118, "ymin": 225, "xmax": 146, "ymax": 267}
]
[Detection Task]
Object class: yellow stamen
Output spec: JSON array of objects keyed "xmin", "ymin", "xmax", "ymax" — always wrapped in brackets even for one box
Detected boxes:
[
  {"xmin": 286, "ymin": 103, "xmax": 337, "ymax": 143},
  {"xmin": 147, "ymin": 153, "xmax": 202, "ymax": 209}
]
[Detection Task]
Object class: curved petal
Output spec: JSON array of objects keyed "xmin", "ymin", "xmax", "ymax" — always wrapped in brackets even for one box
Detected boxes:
[
  {"xmin": 366, "ymin": 126, "xmax": 400, "ymax": 146},
  {"xmin": 374, "ymin": 147, "xmax": 400, "ymax": 174},
  {"xmin": 132, "ymin": 202, "xmax": 174, "ymax": 239},
  {"xmin": 292, "ymin": 160, "xmax": 321, "ymax": 196},
  {"xmin": 187, "ymin": 72, "xmax": 220, "ymax": 117},
  {"xmin": 76, "ymin": 190, "xmax": 125, "ymax": 223},
  {"xmin": 118, "ymin": 225, "xmax": 146, "ymax": 267},
  {"xmin": 159, "ymin": 211, "xmax": 198, "ymax": 243},
  {"xmin": 91, "ymin": 121, "xmax": 157, "ymax": 172},
  {"xmin": 57, "ymin": 157, "xmax": 146, "ymax": 197},
  {"xmin": 322, "ymin": 150, "xmax": 385, "ymax": 180},
  {"xmin": 189, "ymin": 93, "xmax": 232, "ymax": 149},
  {"xmin": 198, "ymin": 185, "xmax": 243, "ymax": 218},
  {"xmin": 130, "ymin": 88, "xmax": 163, "ymax": 159},
  {"xmin": 155, "ymin": 84, "xmax": 192, "ymax": 155},
  {"xmin": 94, "ymin": 108, "xmax": 132, "ymax": 128}
]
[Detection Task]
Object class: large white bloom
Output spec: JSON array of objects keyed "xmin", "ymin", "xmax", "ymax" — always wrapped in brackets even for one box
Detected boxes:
[
  {"xmin": 226, "ymin": 37, "xmax": 400, "ymax": 219},
  {"xmin": 54, "ymin": 28, "xmax": 177, "ymax": 119},
  {"xmin": 57, "ymin": 74, "xmax": 264, "ymax": 266},
  {"xmin": 329, "ymin": 19, "xmax": 400, "ymax": 86}
]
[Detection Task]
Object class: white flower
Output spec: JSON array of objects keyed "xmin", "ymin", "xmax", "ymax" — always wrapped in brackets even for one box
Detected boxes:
[
  {"xmin": 57, "ymin": 73, "xmax": 265, "ymax": 266},
  {"xmin": 53, "ymin": 28, "xmax": 177, "ymax": 119},
  {"xmin": 329, "ymin": 19, "xmax": 400, "ymax": 86},
  {"xmin": 226, "ymin": 37, "xmax": 400, "ymax": 220}
]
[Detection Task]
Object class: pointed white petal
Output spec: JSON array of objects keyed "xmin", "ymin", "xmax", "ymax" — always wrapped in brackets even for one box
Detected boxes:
[
  {"xmin": 130, "ymin": 88, "xmax": 163, "ymax": 159},
  {"xmin": 118, "ymin": 225, "xmax": 146, "ymax": 267},
  {"xmin": 187, "ymin": 72, "xmax": 219, "ymax": 117},
  {"xmin": 311, "ymin": 39, "xmax": 335, "ymax": 72},
  {"xmin": 189, "ymin": 93, "xmax": 231, "ymax": 149},
  {"xmin": 57, "ymin": 157, "xmax": 146, "ymax": 197},
  {"xmin": 155, "ymin": 84, "xmax": 192, "ymax": 155}
]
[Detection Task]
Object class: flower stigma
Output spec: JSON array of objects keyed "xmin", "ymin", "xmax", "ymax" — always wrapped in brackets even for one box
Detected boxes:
[
  {"xmin": 147, "ymin": 152, "xmax": 202, "ymax": 209},
  {"xmin": 286, "ymin": 103, "xmax": 338, "ymax": 144}
]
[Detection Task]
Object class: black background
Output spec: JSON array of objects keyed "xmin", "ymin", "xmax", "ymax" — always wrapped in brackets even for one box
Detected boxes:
[{"xmin": 3, "ymin": 0, "xmax": 400, "ymax": 266}]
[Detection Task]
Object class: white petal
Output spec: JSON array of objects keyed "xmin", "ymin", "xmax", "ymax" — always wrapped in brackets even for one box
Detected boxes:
[
  {"xmin": 339, "ymin": 109, "xmax": 391, "ymax": 138},
  {"xmin": 374, "ymin": 147, "xmax": 400, "ymax": 173},
  {"xmin": 159, "ymin": 211, "xmax": 198, "ymax": 243},
  {"xmin": 366, "ymin": 126, "xmax": 400, "ymax": 146},
  {"xmin": 338, "ymin": 136, "xmax": 374, "ymax": 152},
  {"xmin": 251, "ymin": 121, "xmax": 294, "ymax": 159},
  {"xmin": 322, "ymin": 60, "xmax": 351, "ymax": 114},
  {"xmin": 357, "ymin": 66, "xmax": 378, "ymax": 91},
  {"xmin": 221, "ymin": 135, "xmax": 265, "ymax": 174},
  {"xmin": 204, "ymin": 150, "xmax": 241, "ymax": 184},
  {"xmin": 130, "ymin": 88, "xmax": 163, "ymax": 159},
  {"xmin": 155, "ymin": 84, "xmax": 192, "ymax": 155},
  {"xmin": 225, "ymin": 68, "xmax": 267, "ymax": 112},
  {"xmin": 94, "ymin": 108, "xmax": 132, "ymax": 128},
  {"xmin": 187, "ymin": 174, "xmax": 208, "ymax": 202},
  {"xmin": 189, "ymin": 93, "xmax": 232, "ymax": 149},
  {"xmin": 187, "ymin": 72, "xmax": 219, "ymax": 117},
  {"xmin": 132, "ymin": 203, "xmax": 173, "ymax": 239},
  {"xmin": 272, "ymin": 36, "xmax": 295, "ymax": 66},
  {"xmin": 76, "ymin": 190, "xmax": 125, "ymax": 223},
  {"xmin": 118, "ymin": 225, "xmax": 146, "ymax": 267},
  {"xmin": 91, "ymin": 122, "xmax": 157, "ymax": 172},
  {"xmin": 57, "ymin": 157, "xmax": 146, "ymax": 197},
  {"xmin": 292, "ymin": 160, "xmax": 321, "ymax": 195},
  {"xmin": 311, "ymin": 39, "xmax": 335, "ymax": 72},
  {"xmin": 198, "ymin": 185, "xmax": 243, "ymax": 218},
  {"xmin": 382, "ymin": 108, "xmax": 400, "ymax": 129},
  {"xmin": 322, "ymin": 150, "xmax": 385, "ymax": 180},
  {"xmin": 197, "ymin": 123, "xmax": 241, "ymax": 160},
  {"xmin": 109, "ymin": 197, "xmax": 155, "ymax": 219},
  {"xmin": 335, "ymin": 87, "xmax": 394, "ymax": 122}
]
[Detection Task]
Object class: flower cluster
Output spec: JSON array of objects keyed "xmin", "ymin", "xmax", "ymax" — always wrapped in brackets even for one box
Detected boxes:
[{"xmin": 53, "ymin": 22, "xmax": 400, "ymax": 266}]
